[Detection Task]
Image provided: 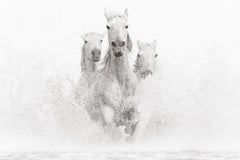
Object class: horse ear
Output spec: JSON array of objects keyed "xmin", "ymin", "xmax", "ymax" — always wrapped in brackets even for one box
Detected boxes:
[
  {"xmin": 78, "ymin": 33, "xmax": 84, "ymax": 39},
  {"xmin": 104, "ymin": 8, "xmax": 111, "ymax": 21},
  {"xmin": 152, "ymin": 40, "xmax": 157, "ymax": 49},
  {"xmin": 127, "ymin": 34, "xmax": 132, "ymax": 52},
  {"xmin": 101, "ymin": 32, "xmax": 106, "ymax": 38},
  {"xmin": 137, "ymin": 40, "xmax": 143, "ymax": 49},
  {"xmin": 78, "ymin": 33, "xmax": 87, "ymax": 42},
  {"xmin": 124, "ymin": 8, "xmax": 128, "ymax": 20}
]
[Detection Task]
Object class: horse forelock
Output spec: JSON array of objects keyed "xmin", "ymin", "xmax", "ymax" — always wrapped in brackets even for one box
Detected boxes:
[{"xmin": 107, "ymin": 12, "xmax": 127, "ymax": 21}]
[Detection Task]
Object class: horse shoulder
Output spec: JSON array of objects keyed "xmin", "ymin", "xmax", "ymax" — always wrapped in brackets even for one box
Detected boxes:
[
  {"xmin": 126, "ymin": 71, "xmax": 138, "ymax": 96},
  {"xmin": 91, "ymin": 71, "xmax": 122, "ymax": 107},
  {"xmin": 101, "ymin": 75, "xmax": 122, "ymax": 108}
]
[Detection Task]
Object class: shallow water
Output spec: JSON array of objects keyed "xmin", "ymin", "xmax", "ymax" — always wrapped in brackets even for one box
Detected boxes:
[
  {"xmin": 1, "ymin": 0, "xmax": 240, "ymax": 152},
  {"xmin": 0, "ymin": 151, "xmax": 240, "ymax": 160}
]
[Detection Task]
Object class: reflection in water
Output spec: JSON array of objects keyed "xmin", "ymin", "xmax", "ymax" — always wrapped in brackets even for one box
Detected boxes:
[{"xmin": 0, "ymin": 151, "xmax": 240, "ymax": 160}]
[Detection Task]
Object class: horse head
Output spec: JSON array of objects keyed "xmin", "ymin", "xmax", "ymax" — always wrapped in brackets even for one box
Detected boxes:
[
  {"xmin": 134, "ymin": 40, "xmax": 158, "ymax": 79},
  {"xmin": 80, "ymin": 32, "xmax": 105, "ymax": 62},
  {"xmin": 104, "ymin": 9, "xmax": 132, "ymax": 57}
]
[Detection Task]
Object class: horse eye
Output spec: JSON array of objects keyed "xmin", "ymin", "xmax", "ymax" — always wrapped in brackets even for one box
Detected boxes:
[
  {"xmin": 125, "ymin": 25, "xmax": 129, "ymax": 29},
  {"xmin": 100, "ymin": 40, "xmax": 103, "ymax": 43},
  {"xmin": 84, "ymin": 40, "xmax": 88, "ymax": 43},
  {"xmin": 137, "ymin": 54, "xmax": 140, "ymax": 57},
  {"xmin": 154, "ymin": 54, "xmax": 158, "ymax": 57},
  {"xmin": 106, "ymin": 25, "xmax": 110, "ymax": 29}
]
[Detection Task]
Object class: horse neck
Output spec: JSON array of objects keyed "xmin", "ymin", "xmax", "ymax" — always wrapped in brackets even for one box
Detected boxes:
[
  {"xmin": 81, "ymin": 47, "xmax": 96, "ymax": 76},
  {"xmin": 133, "ymin": 62, "xmax": 144, "ymax": 81},
  {"xmin": 133, "ymin": 68, "xmax": 141, "ymax": 81},
  {"xmin": 108, "ymin": 48, "xmax": 130, "ymax": 85}
]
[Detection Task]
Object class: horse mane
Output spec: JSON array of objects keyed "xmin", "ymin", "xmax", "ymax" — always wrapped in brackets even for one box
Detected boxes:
[
  {"xmin": 127, "ymin": 34, "xmax": 132, "ymax": 52},
  {"xmin": 81, "ymin": 45, "xmax": 87, "ymax": 73},
  {"xmin": 133, "ymin": 57, "xmax": 140, "ymax": 74},
  {"xmin": 102, "ymin": 33, "xmax": 132, "ymax": 66}
]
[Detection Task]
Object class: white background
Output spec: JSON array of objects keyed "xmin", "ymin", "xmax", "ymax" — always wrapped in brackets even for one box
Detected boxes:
[{"xmin": 0, "ymin": 0, "xmax": 240, "ymax": 151}]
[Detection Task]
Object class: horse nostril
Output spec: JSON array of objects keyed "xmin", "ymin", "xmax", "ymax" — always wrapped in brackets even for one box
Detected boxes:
[
  {"xmin": 149, "ymin": 71, "xmax": 153, "ymax": 75},
  {"xmin": 111, "ymin": 42, "xmax": 117, "ymax": 47},
  {"xmin": 146, "ymin": 70, "xmax": 153, "ymax": 75},
  {"xmin": 92, "ymin": 49, "xmax": 101, "ymax": 56}
]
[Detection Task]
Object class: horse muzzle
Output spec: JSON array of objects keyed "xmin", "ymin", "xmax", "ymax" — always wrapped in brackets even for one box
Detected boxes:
[
  {"xmin": 92, "ymin": 49, "xmax": 101, "ymax": 62},
  {"xmin": 93, "ymin": 56, "xmax": 101, "ymax": 62},
  {"xmin": 144, "ymin": 70, "xmax": 153, "ymax": 75},
  {"xmin": 113, "ymin": 51, "xmax": 123, "ymax": 57},
  {"xmin": 140, "ymin": 70, "xmax": 153, "ymax": 78},
  {"xmin": 113, "ymin": 47, "xmax": 124, "ymax": 57}
]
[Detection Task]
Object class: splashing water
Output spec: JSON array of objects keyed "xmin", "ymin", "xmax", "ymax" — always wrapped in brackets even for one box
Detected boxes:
[
  {"xmin": 0, "ymin": 0, "xmax": 240, "ymax": 152},
  {"xmin": 1, "ymin": 45, "xmax": 240, "ymax": 152}
]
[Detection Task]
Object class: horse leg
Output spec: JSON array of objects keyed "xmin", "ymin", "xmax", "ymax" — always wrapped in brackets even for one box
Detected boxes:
[
  {"xmin": 130, "ymin": 106, "xmax": 151, "ymax": 142},
  {"xmin": 100, "ymin": 105, "xmax": 124, "ymax": 140}
]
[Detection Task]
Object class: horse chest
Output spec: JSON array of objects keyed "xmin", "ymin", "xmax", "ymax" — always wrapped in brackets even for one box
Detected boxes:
[
  {"xmin": 103, "ymin": 80, "xmax": 122, "ymax": 108},
  {"xmin": 103, "ymin": 78, "xmax": 135, "ymax": 108}
]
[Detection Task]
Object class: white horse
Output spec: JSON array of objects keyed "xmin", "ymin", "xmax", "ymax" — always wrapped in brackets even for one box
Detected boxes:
[
  {"xmin": 79, "ymin": 32, "xmax": 105, "ymax": 75},
  {"xmin": 131, "ymin": 40, "xmax": 159, "ymax": 141},
  {"xmin": 85, "ymin": 9, "xmax": 137, "ymax": 139},
  {"xmin": 75, "ymin": 32, "xmax": 104, "ymax": 104},
  {"xmin": 134, "ymin": 40, "xmax": 158, "ymax": 80}
]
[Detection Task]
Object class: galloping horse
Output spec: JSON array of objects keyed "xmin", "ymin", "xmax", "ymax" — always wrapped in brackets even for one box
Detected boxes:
[
  {"xmin": 85, "ymin": 9, "xmax": 137, "ymax": 139},
  {"xmin": 132, "ymin": 40, "xmax": 159, "ymax": 141},
  {"xmin": 117, "ymin": 40, "xmax": 159, "ymax": 141},
  {"xmin": 75, "ymin": 32, "xmax": 104, "ymax": 105}
]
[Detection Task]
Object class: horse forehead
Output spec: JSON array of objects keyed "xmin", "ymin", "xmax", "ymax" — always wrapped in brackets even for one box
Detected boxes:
[
  {"xmin": 108, "ymin": 17, "xmax": 127, "ymax": 27},
  {"xmin": 85, "ymin": 34, "xmax": 101, "ymax": 42},
  {"xmin": 140, "ymin": 46, "xmax": 155, "ymax": 56},
  {"xmin": 107, "ymin": 11, "xmax": 124, "ymax": 19}
]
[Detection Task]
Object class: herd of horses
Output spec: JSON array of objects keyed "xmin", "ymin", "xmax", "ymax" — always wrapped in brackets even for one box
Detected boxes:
[{"xmin": 75, "ymin": 9, "xmax": 158, "ymax": 142}]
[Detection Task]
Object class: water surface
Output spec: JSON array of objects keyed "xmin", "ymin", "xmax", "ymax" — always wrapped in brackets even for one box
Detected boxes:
[{"xmin": 0, "ymin": 151, "xmax": 239, "ymax": 160}]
